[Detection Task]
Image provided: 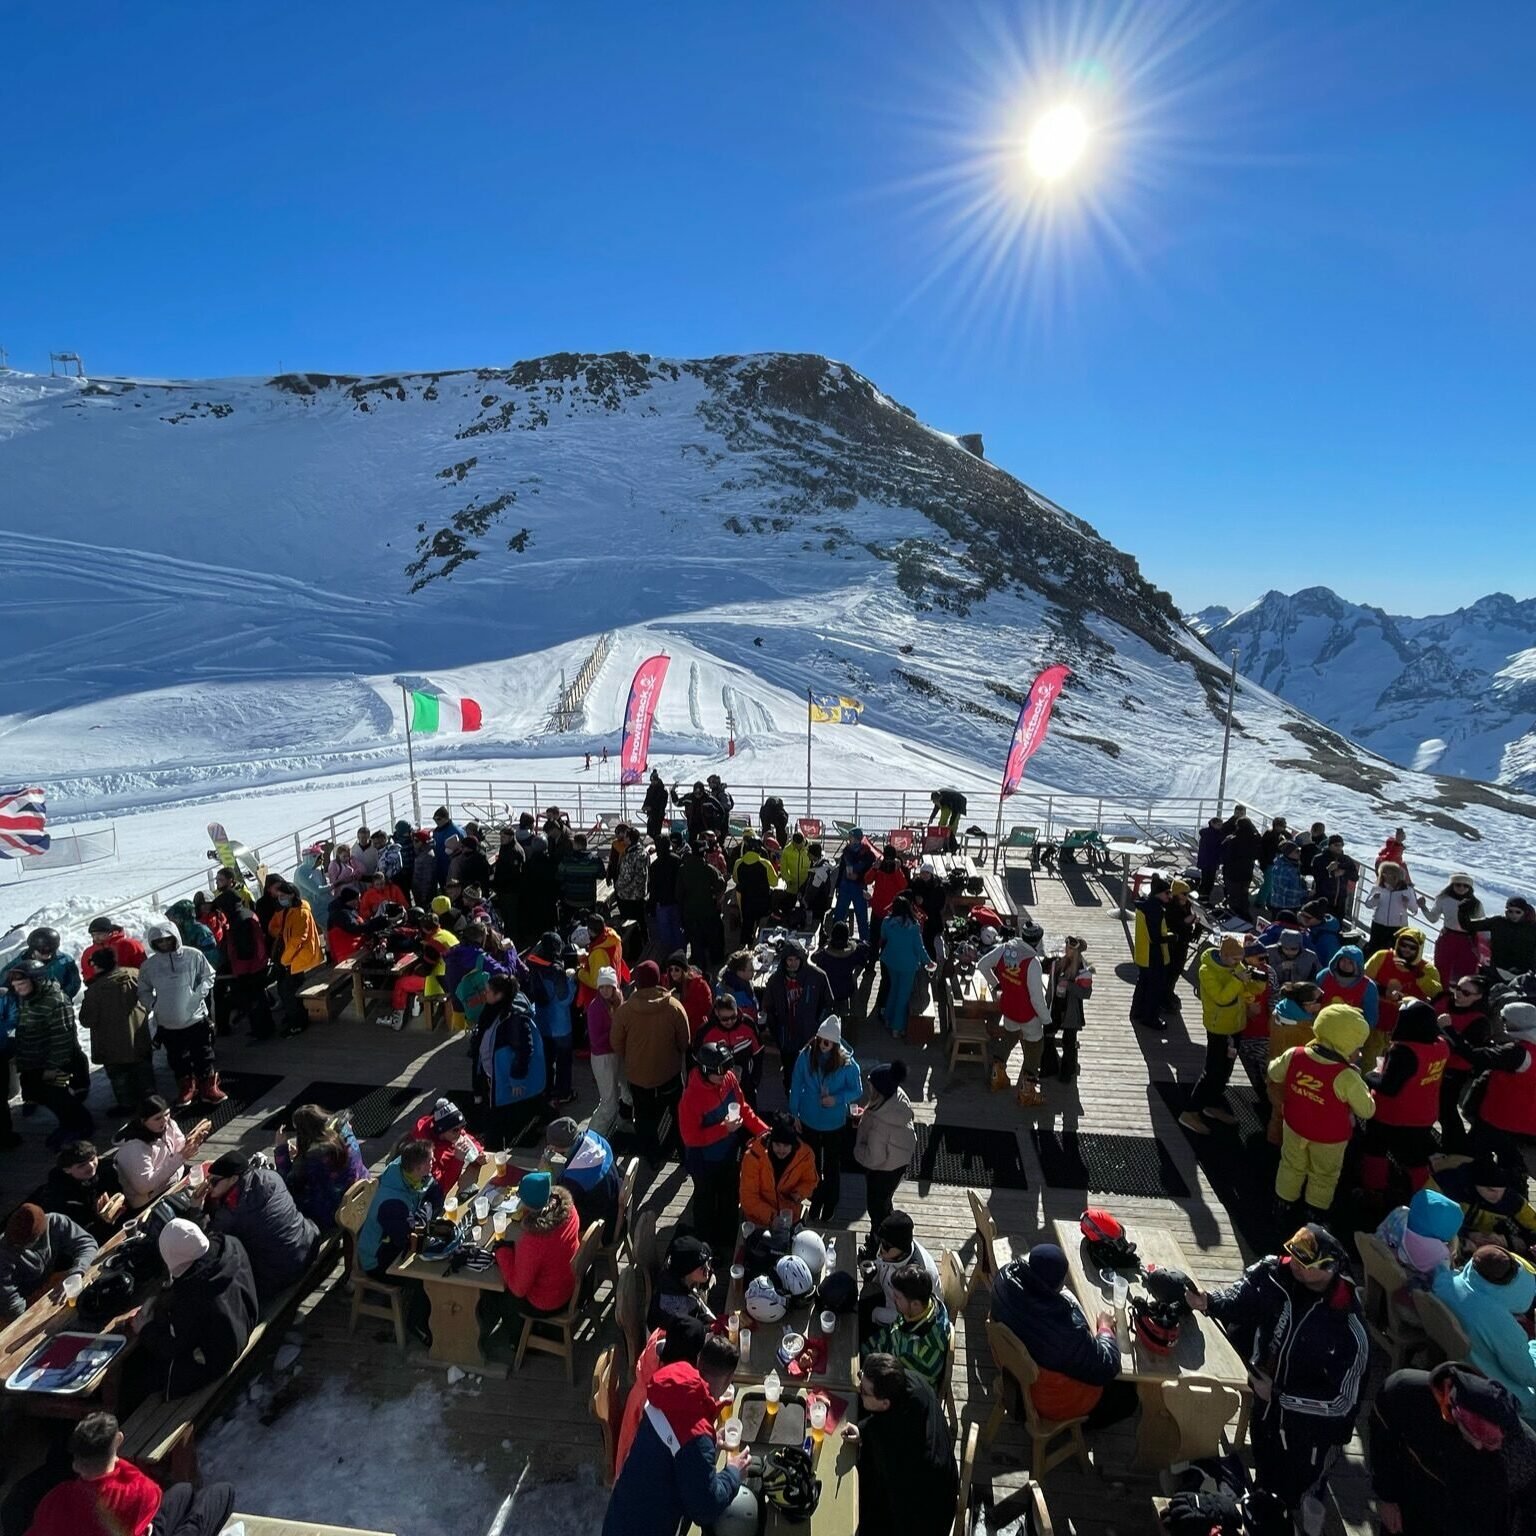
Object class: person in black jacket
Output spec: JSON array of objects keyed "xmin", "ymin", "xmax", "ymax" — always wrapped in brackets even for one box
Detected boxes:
[
  {"xmin": 1188, "ymin": 1224, "xmax": 1368, "ymax": 1533},
  {"xmin": 641, "ymin": 770, "xmax": 670, "ymax": 841},
  {"xmin": 0, "ymin": 1204, "xmax": 98, "ymax": 1321},
  {"xmin": 491, "ymin": 832, "xmax": 525, "ymax": 936},
  {"xmin": 1369, "ymin": 1363, "xmax": 1536, "ymax": 1536},
  {"xmin": 1221, "ymin": 812, "xmax": 1263, "ymax": 921},
  {"xmin": 845, "ymin": 1354, "xmax": 958, "ymax": 1536},
  {"xmin": 41, "ymin": 1140, "xmax": 125, "ymax": 1238},
  {"xmin": 648, "ymin": 832, "xmax": 685, "ymax": 956},
  {"xmin": 759, "ymin": 795, "xmax": 789, "ymax": 846},
  {"xmin": 762, "ymin": 941, "xmax": 833, "ymax": 1093},
  {"xmin": 202, "ymin": 1153, "xmax": 319, "ymax": 1303},
  {"xmin": 138, "ymin": 1220, "xmax": 259, "ymax": 1396}
]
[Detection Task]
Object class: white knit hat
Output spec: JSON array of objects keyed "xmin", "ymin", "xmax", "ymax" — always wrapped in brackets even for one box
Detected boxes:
[
  {"xmin": 159, "ymin": 1217, "xmax": 210, "ymax": 1279},
  {"xmin": 816, "ymin": 1017, "xmax": 843, "ymax": 1043},
  {"xmin": 1502, "ymin": 1001, "xmax": 1536, "ymax": 1039},
  {"xmin": 596, "ymin": 966, "xmax": 619, "ymax": 990}
]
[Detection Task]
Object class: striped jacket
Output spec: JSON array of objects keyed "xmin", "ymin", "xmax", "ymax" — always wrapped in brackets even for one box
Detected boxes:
[{"xmin": 870, "ymin": 1297, "xmax": 953, "ymax": 1390}]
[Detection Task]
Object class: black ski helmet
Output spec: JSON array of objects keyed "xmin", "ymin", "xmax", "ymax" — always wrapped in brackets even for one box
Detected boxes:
[
  {"xmin": 6, "ymin": 957, "xmax": 47, "ymax": 985},
  {"xmin": 26, "ymin": 927, "xmax": 61, "ymax": 955}
]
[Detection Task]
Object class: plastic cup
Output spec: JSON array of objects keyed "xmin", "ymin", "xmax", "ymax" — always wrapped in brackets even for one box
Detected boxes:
[
  {"xmin": 741, "ymin": 1220, "xmax": 756, "ymax": 1242},
  {"xmin": 722, "ymin": 1419, "xmax": 743, "ymax": 1450},
  {"xmin": 474, "ymin": 1196, "xmax": 490, "ymax": 1223},
  {"xmin": 808, "ymin": 1398, "xmax": 827, "ymax": 1431},
  {"xmin": 495, "ymin": 1149, "xmax": 510, "ymax": 1169},
  {"xmin": 730, "ymin": 1262, "xmax": 746, "ymax": 1286},
  {"xmin": 188, "ymin": 1163, "xmax": 205, "ymax": 1190},
  {"xmin": 820, "ymin": 1309, "xmax": 837, "ymax": 1337},
  {"xmin": 471, "ymin": 1225, "xmax": 484, "ymax": 1247},
  {"xmin": 1112, "ymin": 1274, "xmax": 1129, "ymax": 1312},
  {"xmin": 725, "ymin": 1101, "xmax": 741, "ymax": 1124},
  {"xmin": 493, "ymin": 1210, "xmax": 509, "ymax": 1238},
  {"xmin": 443, "ymin": 1193, "xmax": 459, "ymax": 1219},
  {"xmin": 62, "ymin": 1273, "xmax": 84, "ymax": 1307}
]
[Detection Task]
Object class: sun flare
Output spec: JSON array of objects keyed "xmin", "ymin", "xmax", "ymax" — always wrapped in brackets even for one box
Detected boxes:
[{"xmin": 1026, "ymin": 103, "xmax": 1089, "ymax": 181}]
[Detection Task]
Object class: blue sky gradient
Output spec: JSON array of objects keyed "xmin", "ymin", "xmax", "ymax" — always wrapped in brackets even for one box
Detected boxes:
[{"xmin": 2, "ymin": 1, "xmax": 1532, "ymax": 612}]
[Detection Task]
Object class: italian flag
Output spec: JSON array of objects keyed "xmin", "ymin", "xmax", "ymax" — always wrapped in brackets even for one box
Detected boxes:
[{"xmin": 409, "ymin": 691, "xmax": 482, "ymax": 733}]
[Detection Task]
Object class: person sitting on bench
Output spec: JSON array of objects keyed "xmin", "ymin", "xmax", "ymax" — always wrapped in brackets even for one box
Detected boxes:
[{"xmin": 201, "ymin": 1151, "xmax": 320, "ymax": 1304}]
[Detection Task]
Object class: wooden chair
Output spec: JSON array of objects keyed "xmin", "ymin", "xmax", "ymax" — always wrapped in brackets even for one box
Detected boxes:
[
  {"xmin": 597, "ymin": 1156, "xmax": 640, "ymax": 1293},
  {"xmin": 590, "ymin": 1344, "xmax": 623, "ymax": 1486},
  {"xmin": 1354, "ymin": 1232, "xmax": 1428, "ymax": 1369},
  {"xmin": 937, "ymin": 1247, "xmax": 968, "ymax": 1423},
  {"xmin": 966, "ymin": 1190, "xmax": 1011, "ymax": 1303},
  {"xmin": 983, "ymin": 1319, "xmax": 1090, "ymax": 1477},
  {"xmin": 630, "ymin": 1205, "xmax": 659, "ymax": 1277},
  {"xmin": 336, "ymin": 1177, "xmax": 406, "ymax": 1352},
  {"xmin": 1027, "ymin": 1480, "xmax": 1056, "ymax": 1536},
  {"xmin": 947, "ymin": 1010, "xmax": 991, "ymax": 1076},
  {"xmin": 952, "ymin": 1422, "xmax": 979, "ymax": 1536},
  {"xmin": 1412, "ymin": 1289, "xmax": 1472, "ymax": 1365},
  {"xmin": 515, "ymin": 1220, "xmax": 606, "ymax": 1384},
  {"xmin": 1160, "ymin": 1377, "xmax": 1245, "ymax": 1461},
  {"xmin": 615, "ymin": 1261, "xmax": 646, "ymax": 1377}
]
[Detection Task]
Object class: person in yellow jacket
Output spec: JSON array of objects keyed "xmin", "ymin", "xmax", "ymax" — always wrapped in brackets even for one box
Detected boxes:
[
  {"xmin": 267, "ymin": 882, "xmax": 324, "ymax": 1037},
  {"xmin": 779, "ymin": 831, "xmax": 812, "ymax": 897},
  {"xmin": 420, "ymin": 902, "xmax": 459, "ymax": 1000},
  {"xmin": 1179, "ymin": 935, "xmax": 1268, "ymax": 1134},
  {"xmin": 1268, "ymin": 1003, "xmax": 1375, "ymax": 1219},
  {"xmin": 1362, "ymin": 928, "xmax": 1441, "ymax": 1072}
]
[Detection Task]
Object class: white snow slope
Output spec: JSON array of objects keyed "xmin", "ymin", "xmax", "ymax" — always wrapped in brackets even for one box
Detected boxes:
[{"xmin": 3, "ymin": 354, "xmax": 1535, "ymax": 933}]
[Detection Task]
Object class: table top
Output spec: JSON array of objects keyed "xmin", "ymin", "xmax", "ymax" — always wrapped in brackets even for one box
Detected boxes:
[
  {"xmin": 734, "ymin": 1228, "xmax": 857, "ymax": 1389},
  {"xmin": 1049, "ymin": 1219, "xmax": 1248, "ymax": 1388},
  {"xmin": 1110, "ymin": 842, "xmax": 1156, "ymax": 861},
  {"xmin": 718, "ymin": 1385, "xmax": 858, "ymax": 1536}
]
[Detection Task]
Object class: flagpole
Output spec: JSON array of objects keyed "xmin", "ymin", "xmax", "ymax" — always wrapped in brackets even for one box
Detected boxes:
[
  {"xmin": 401, "ymin": 686, "xmax": 422, "ymax": 826},
  {"xmin": 806, "ymin": 687, "xmax": 813, "ymax": 816}
]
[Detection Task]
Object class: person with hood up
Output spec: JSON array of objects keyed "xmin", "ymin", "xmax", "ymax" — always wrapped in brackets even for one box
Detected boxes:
[
  {"xmin": 1364, "ymin": 928, "xmax": 1441, "ymax": 1070},
  {"xmin": 1432, "ymin": 1245, "xmax": 1536, "ymax": 1423},
  {"xmin": 976, "ymin": 928, "xmax": 1051, "ymax": 1107},
  {"xmin": 137, "ymin": 1219, "xmax": 259, "ymax": 1396},
  {"xmin": 1361, "ymin": 998, "xmax": 1450, "ymax": 1199},
  {"xmin": 1437, "ymin": 972, "xmax": 1494, "ymax": 1152},
  {"xmin": 0, "ymin": 1203, "xmax": 97, "ymax": 1321},
  {"xmin": 679, "ymin": 1041, "xmax": 768, "ymax": 1250},
  {"xmin": 855, "ymin": 1061, "xmax": 917, "ymax": 1250},
  {"xmin": 728, "ymin": 835, "xmax": 775, "ymax": 945},
  {"xmin": 612, "ymin": 960, "xmax": 690, "ymax": 1163},
  {"xmin": 1374, "ymin": 1187, "xmax": 1462, "ymax": 1291},
  {"xmin": 1465, "ymin": 894, "xmax": 1536, "ymax": 978},
  {"xmin": 1131, "ymin": 877, "xmax": 1173, "ymax": 1031},
  {"xmin": 523, "ymin": 931, "xmax": 577, "ymax": 1107},
  {"xmin": 779, "ymin": 826, "xmax": 812, "ymax": 898},
  {"xmin": 201, "ymin": 1150, "xmax": 319, "ymax": 1303},
  {"xmin": 1268, "ymin": 1002, "xmax": 1375, "ymax": 1219},
  {"xmin": 763, "ymin": 938, "xmax": 833, "ymax": 1089},
  {"xmin": 876, "ymin": 893, "xmax": 933, "ymax": 1044},
  {"xmin": 1319, "ymin": 943, "xmax": 1379, "ymax": 1036},
  {"xmin": 1188, "ymin": 1224, "xmax": 1369, "ymax": 1533},
  {"xmin": 1426, "ymin": 873, "xmax": 1485, "ymax": 984},
  {"xmin": 544, "ymin": 1115, "xmax": 620, "ymax": 1236},
  {"xmin": 601, "ymin": 1333, "xmax": 748, "ymax": 1536},
  {"xmin": 641, "ymin": 769, "xmax": 670, "ymax": 841},
  {"xmin": 1263, "ymin": 926, "xmax": 1320, "ymax": 991},
  {"xmin": 114, "ymin": 1094, "xmax": 210, "ymax": 1210},
  {"xmin": 78, "ymin": 949, "xmax": 155, "ymax": 1112},
  {"xmin": 832, "ymin": 827, "xmax": 878, "ymax": 942},
  {"xmin": 138, "ymin": 920, "xmax": 222, "ymax": 1107},
  {"xmin": 6, "ymin": 959, "xmax": 95, "ymax": 1143},
  {"xmin": 648, "ymin": 1232, "xmax": 716, "ymax": 1331},
  {"xmin": 844, "ymin": 1355, "xmax": 960, "ymax": 1536},
  {"xmin": 989, "ymin": 1242, "xmax": 1132, "ymax": 1426},
  {"xmin": 1462, "ymin": 1000, "xmax": 1536, "ymax": 1161},
  {"xmin": 1428, "ymin": 1151, "xmax": 1536, "ymax": 1255},
  {"xmin": 485, "ymin": 1172, "xmax": 582, "ymax": 1347},
  {"xmin": 81, "ymin": 917, "xmax": 148, "ymax": 974},
  {"xmin": 738, "ymin": 1112, "xmax": 818, "ymax": 1228},
  {"xmin": 1179, "ymin": 936, "xmax": 1268, "ymax": 1136},
  {"xmin": 411, "ymin": 1096, "xmax": 484, "ymax": 1194},
  {"xmin": 789, "ymin": 1018, "xmax": 862, "ymax": 1222},
  {"xmin": 266, "ymin": 882, "xmax": 325, "ymax": 1038},
  {"xmin": 1370, "ymin": 1361, "xmax": 1536, "ymax": 1536},
  {"xmin": 164, "ymin": 899, "xmax": 220, "ymax": 969},
  {"xmin": 1264, "ymin": 981, "xmax": 1324, "ymax": 1144},
  {"xmin": 812, "ymin": 920, "xmax": 870, "ymax": 1022}
]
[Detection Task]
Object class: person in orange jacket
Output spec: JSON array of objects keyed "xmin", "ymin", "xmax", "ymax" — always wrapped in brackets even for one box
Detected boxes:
[
  {"xmin": 576, "ymin": 915, "xmax": 628, "ymax": 1011},
  {"xmin": 267, "ymin": 882, "xmax": 324, "ymax": 1037},
  {"xmin": 738, "ymin": 1113, "xmax": 818, "ymax": 1229},
  {"xmin": 678, "ymin": 1042, "xmax": 767, "ymax": 1252}
]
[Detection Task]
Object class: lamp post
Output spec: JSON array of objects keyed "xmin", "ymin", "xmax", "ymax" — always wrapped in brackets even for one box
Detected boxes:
[{"xmin": 1215, "ymin": 648, "xmax": 1239, "ymax": 821}]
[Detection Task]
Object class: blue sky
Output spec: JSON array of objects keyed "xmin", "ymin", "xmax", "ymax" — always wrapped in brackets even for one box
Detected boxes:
[{"xmin": 3, "ymin": 1, "xmax": 1532, "ymax": 613}]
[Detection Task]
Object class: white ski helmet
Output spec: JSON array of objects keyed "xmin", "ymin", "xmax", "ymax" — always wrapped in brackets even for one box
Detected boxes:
[
  {"xmin": 745, "ymin": 1273, "xmax": 787, "ymax": 1323},
  {"xmin": 790, "ymin": 1229, "xmax": 827, "ymax": 1283},
  {"xmin": 714, "ymin": 1485, "xmax": 761, "ymax": 1536},
  {"xmin": 774, "ymin": 1254, "xmax": 816, "ymax": 1300}
]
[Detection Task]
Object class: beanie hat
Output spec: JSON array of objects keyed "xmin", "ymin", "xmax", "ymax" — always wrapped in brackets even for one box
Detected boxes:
[
  {"xmin": 1218, "ymin": 934, "xmax": 1245, "ymax": 962},
  {"xmin": 666, "ymin": 950, "xmax": 690, "ymax": 971},
  {"xmin": 1025, "ymin": 1242, "xmax": 1069, "ymax": 1292},
  {"xmin": 666, "ymin": 1233, "xmax": 712, "ymax": 1281},
  {"xmin": 430, "ymin": 895, "xmax": 452, "ymax": 915},
  {"xmin": 544, "ymin": 1117, "xmax": 581, "ymax": 1152},
  {"xmin": 1406, "ymin": 1188, "xmax": 1463, "ymax": 1241},
  {"xmin": 659, "ymin": 1314, "xmax": 708, "ymax": 1365},
  {"xmin": 595, "ymin": 966, "xmax": 619, "ymax": 990},
  {"xmin": 159, "ymin": 1218, "xmax": 211, "ymax": 1278},
  {"xmin": 517, "ymin": 1171, "xmax": 552, "ymax": 1211},
  {"xmin": 876, "ymin": 1211, "xmax": 914, "ymax": 1251},
  {"xmin": 868, "ymin": 1059, "xmax": 908, "ymax": 1100},
  {"xmin": 1278, "ymin": 929, "xmax": 1304, "ymax": 951},
  {"xmin": 430, "ymin": 1097, "xmax": 465, "ymax": 1132},
  {"xmin": 4, "ymin": 1203, "xmax": 46, "ymax": 1246},
  {"xmin": 768, "ymin": 1113, "xmax": 800, "ymax": 1148},
  {"xmin": 634, "ymin": 960, "xmax": 662, "ymax": 988},
  {"xmin": 815, "ymin": 1017, "xmax": 842, "ymax": 1044},
  {"xmin": 207, "ymin": 1152, "xmax": 247, "ymax": 1180},
  {"xmin": 1501, "ymin": 1001, "xmax": 1536, "ymax": 1039},
  {"xmin": 1170, "ymin": 879, "xmax": 1191, "ymax": 896}
]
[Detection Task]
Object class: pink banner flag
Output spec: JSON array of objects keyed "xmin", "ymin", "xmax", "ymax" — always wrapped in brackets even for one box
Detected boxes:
[
  {"xmin": 619, "ymin": 654, "xmax": 671, "ymax": 785},
  {"xmin": 1001, "ymin": 664, "xmax": 1071, "ymax": 798}
]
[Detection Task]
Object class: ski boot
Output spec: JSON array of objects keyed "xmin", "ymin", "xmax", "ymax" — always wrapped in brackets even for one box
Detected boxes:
[
  {"xmin": 173, "ymin": 1076, "xmax": 198, "ymax": 1108},
  {"xmin": 197, "ymin": 1073, "xmax": 229, "ymax": 1105}
]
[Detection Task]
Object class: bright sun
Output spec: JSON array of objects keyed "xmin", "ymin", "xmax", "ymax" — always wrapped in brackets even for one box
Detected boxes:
[{"xmin": 1026, "ymin": 103, "xmax": 1089, "ymax": 181}]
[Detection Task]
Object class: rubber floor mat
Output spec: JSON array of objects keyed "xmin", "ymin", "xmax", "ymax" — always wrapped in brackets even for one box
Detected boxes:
[
  {"xmin": 1030, "ymin": 1127, "xmax": 1190, "ymax": 1198},
  {"xmin": 902, "ymin": 1123, "xmax": 1029, "ymax": 1190},
  {"xmin": 171, "ymin": 1071, "xmax": 283, "ymax": 1138},
  {"xmin": 261, "ymin": 1079, "xmax": 425, "ymax": 1142}
]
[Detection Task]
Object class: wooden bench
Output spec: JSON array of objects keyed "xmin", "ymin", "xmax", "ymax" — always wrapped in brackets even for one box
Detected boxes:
[
  {"xmin": 121, "ymin": 1230, "xmax": 344, "ymax": 1485},
  {"xmin": 298, "ymin": 965, "xmax": 352, "ymax": 1024},
  {"xmin": 229, "ymin": 1519, "xmax": 397, "ymax": 1536}
]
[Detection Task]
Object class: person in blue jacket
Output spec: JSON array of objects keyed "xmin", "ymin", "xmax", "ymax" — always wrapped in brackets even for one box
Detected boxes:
[
  {"xmin": 524, "ymin": 931, "xmax": 577, "ymax": 1109},
  {"xmin": 877, "ymin": 893, "xmax": 933, "ymax": 1039},
  {"xmin": 431, "ymin": 805, "xmax": 464, "ymax": 885},
  {"xmin": 474, "ymin": 975, "xmax": 547, "ymax": 1150},
  {"xmin": 356, "ymin": 1139, "xmax": 442, "ymax": 1343},
  {"xmin": 23, "ymin": 928, "xmax": 81, "ymax": 1000},
  {"xmin": 832, "ymin": 828, "xmax": 879, "ymax": 942},
  {"xmin": 544, "ymin": 1115, "xmax": 619, "ymax": 1236},
  {"xmin": 1432, "ymin": 1244, "xmax": 1536, "ymax": 1423},
  {"xmin": 1298, "ymin": 901, "xmax": 1344, "ymax": 966},
  {"xmin": 790, "ymin": 1018, "xmax": 862, "ymax": 1222},
  {"xmin": 602, "ymin": 1334, "xmax": 748, "ymax": 1536}
]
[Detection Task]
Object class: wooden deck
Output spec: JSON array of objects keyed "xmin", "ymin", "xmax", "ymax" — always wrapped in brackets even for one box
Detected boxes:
[{"xmin": 0, "ymin": 860, "xmax": 1381, "ymax": 1534}]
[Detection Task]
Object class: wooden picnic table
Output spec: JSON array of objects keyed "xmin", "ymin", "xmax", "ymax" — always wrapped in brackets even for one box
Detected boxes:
[
  {"xmin": 709, "ymin": 1384, "xmax": 859, "ymax": 1535},
  {"xmin": 333, "ymin": 952, "xmax": 411, "ymax": 1021},
  {"xmin": 1050, "ymin": 1219, "xmax": 1250, "ymax": 1468},
  {"xmin": 733, "ymin": 1228, "xmax": 858, "ymax": 1390}
]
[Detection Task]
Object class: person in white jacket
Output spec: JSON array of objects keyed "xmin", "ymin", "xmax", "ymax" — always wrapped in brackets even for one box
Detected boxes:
[
  {"xmin": 138, "ymin": 921, "xmax": 222, "ymax": 1108},
  {"xmin": 854, "ymin": 1060, "xmax": 918, "ymax": 1255},
  {"xmin": 975, "ymin": 931, "xmax": 1052, "ymax": 1107},
  {"xmin": 114, "ymin": 1093, "xmax": 211, "ymax": 1209}
]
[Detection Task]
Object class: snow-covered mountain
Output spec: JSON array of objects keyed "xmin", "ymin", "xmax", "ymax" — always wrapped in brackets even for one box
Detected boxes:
[
  {"xmin": 1198, "ymin": 587, "xmax": 1536, "ymax": 787},
  {"xmin": 4, "ymin": 353, "xmax": 1536, "ymax": 914}
]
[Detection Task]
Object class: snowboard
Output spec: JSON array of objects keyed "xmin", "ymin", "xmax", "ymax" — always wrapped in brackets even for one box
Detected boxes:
[{"xmin": 208, "ymin": 821, "xmax": 262, "ymax": 883}]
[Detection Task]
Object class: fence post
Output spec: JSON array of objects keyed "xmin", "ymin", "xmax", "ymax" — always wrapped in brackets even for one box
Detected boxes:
[
  {"xmin": 852, "ymin": 790, "xmax": 860, "ymax": 826},
  {"xmin": 577, "ymin": 785, "xmax": 583, "ymax": 824},
  {"xmin": 327, "ymin": 814, "xmax": 336, "ymax": 844},
  {"xmin": 442, "ymin": 781, "xmax": 451, "ymax": 816},
  {"xmin": 293, "ymin": 832, "xmax": 302, "ymax": 869},
  {"xmin": 1046, "ymin": 796, "xmax": 1054, "ymax": 840},
  {"xmin": 1096, "ymin": 797, "xmax": 1104, "ymax": 833},
  {"xmin": 388, "ymin": 792, "xmax": 396, "ymax": 826}
]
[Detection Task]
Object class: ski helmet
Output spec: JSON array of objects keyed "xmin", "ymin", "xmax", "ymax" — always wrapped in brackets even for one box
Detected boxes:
[
  {"xmin": 713, "ymin": 1485, "xmax": 762, "ymax": 1536},
  {"xmin": 1080, "ymin": 1208, "xmax": 1138, "ymax": 1272},
  {"xmin": 817, "ymin": 1270, "xmax": 857, "ymax": 1314},
  {"xmin": 745, "ymin": 1274, "xmax": 787, "ymax": 1323},
  {"xmin": 26, "ymin": 927, "xmax": 60, "ymax": 955},
  {"xmin": 5, "ymin": 958, "xmax": 46, "ymax": 985},
  {"xmin": 758, "ymin": 1445, "xmax": 820, "ymax": 1520},
  {"xmin": 697, "ymin": 1042, "xmax": 734, "ymax": 1078},
  {"xmin": 791, "ymin": 1230, "xmax": 827, "ymax": 1283},
  {"xmin": 774, "ymin": 1255, "xmax": 816, "ymax": 1300}
]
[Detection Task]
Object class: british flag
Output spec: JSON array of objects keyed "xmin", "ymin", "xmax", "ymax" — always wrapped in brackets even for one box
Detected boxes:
[{"xmin": 0, "ymin": 788, "xmax": 51, "ymax": 858}]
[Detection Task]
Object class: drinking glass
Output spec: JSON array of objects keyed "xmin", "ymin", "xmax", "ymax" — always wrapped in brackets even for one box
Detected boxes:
[
  {"xmin": 471, "ymin": 1225, "xmax": 484, "ymax": 1247},
  {"xmin": 808, "ymin": 1398, "xmax": 827, "ymax": 1442},
  {"xmin": 443, "ymin": 1193, "xmax": 460, "ymax": 1219}
]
